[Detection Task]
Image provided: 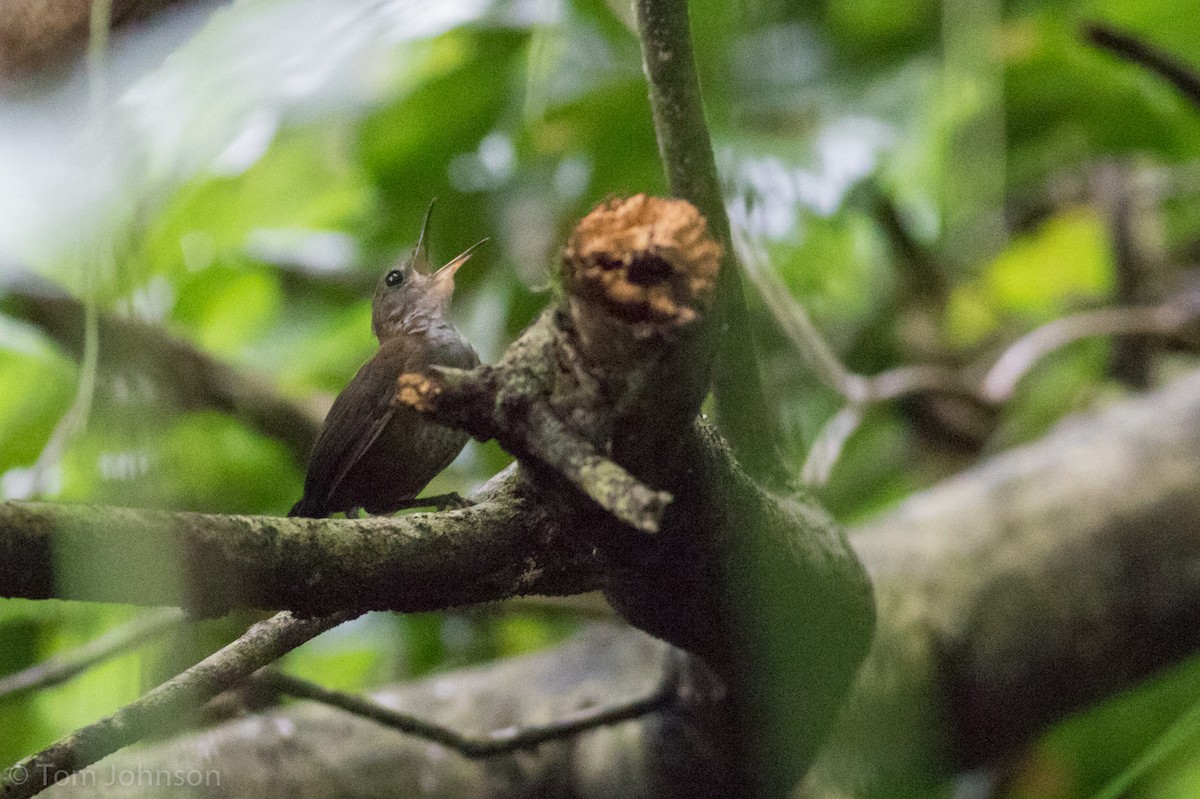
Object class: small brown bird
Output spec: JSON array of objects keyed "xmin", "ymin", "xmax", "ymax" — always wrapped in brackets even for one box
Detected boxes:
[{"xmin": 289, "ymin": 207, "xmax": 483, "ymax": 518}]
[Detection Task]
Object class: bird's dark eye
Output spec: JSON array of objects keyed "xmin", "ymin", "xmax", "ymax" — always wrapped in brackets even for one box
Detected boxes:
[{"xmin": 385, "ymin": 269, "xmax": 404, "ymax": 287}]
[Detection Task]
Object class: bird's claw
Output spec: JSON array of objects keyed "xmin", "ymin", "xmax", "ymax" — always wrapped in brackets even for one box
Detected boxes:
[{"xmin": 426, "ymin": 492, "xmax": 473, "ymax": 511}]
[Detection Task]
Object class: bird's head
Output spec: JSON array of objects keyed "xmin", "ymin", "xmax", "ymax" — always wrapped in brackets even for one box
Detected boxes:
[{"xmin": 371, "ymin": 202, "xmax": 485, "ymax": 341}]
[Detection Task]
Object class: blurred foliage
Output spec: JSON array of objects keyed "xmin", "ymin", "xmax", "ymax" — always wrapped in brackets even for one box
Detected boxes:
[
  {"xmin": 0, "ymin": 0, "xmax": 1199, "ymax": 794},
  {"xmin": 945, "ymin": 208, "xmax": 1113, "ymax": 345}
]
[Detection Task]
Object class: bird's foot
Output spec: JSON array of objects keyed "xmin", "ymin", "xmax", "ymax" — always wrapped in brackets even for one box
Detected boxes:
[
  {"xmin": 391, "ymin": 492, "xmax": 474, "ymax": 512},
  {"xmin": 420, "ymin": 491, "xmax": 474, "ymax": 511}
]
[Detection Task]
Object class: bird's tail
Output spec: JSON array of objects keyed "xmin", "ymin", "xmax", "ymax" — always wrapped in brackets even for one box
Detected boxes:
[{"xmin": 287, "ymin": 497, "xmax": 323, "ymax": 518}]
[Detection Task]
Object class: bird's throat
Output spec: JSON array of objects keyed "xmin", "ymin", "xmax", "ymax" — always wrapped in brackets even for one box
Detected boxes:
[{"xmin": 377, "ymin": 311, "xmax": 457, "ymax": 345}]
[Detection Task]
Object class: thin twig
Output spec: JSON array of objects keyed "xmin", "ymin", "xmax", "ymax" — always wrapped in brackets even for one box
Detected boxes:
[
  {"xmin": 255, "ymin": 652, "xmax": 681, "ymax": 758},
  {"xmin": 736, "ymin": 229, "xmax": 863, "ymax": 399},
  {"xmin": 635, "ymin": 0, "xmax": 791, "ymax": 489},
  {"xmin": 736, "ymin": 232, "xmax": 974, "ymax": 406},
  {"xmin": 24, "ymin": 0, "xmax": 113, "ymax": 497},
  {"xmin": 4, "ymin": 284, "xmax": 325, "ymax": 470},
  {"xmin": 522, "ymin": 403, "xmax": 672, "ymax": 534},
  {"xmin": 398, "ymin": 366, "xmax": 672, "ymax": 534},
  {"xmin": 861, "ymin": 364, "xmax": 972, "ymax": 403},
  {"xmin": 1093, "ymin": 160, "xmax": 1157, "ymax": 388},
  {"xmin": 0, "ymin": 610, "xmax": 358, "ymax": 799},
  {"xmin": 980, "ymin": 297, "xmax": 1200, "ymax": 403},
  {"xmin": 801, "ymin": 405, "xmax": 865, "ymax": 486},
  {"xmin": 0, "ymin": 609, "xmax": 186, "ymax": 702},
  {"xmin": 870, "ymin": 188, "xmax": 949, "ymax": 304},
  {"xmin": 1085, "ymin": 22, "xmax": 1200, "ymax": 109},
  {"xmin": 748, "ymin": 201, "xmax": 1200, "ymax": 483}
]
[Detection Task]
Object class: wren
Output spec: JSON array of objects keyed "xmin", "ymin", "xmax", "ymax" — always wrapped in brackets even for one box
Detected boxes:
[{"xmin": 288, "ymin": 206, "xmax": 483, "ymax": 518}]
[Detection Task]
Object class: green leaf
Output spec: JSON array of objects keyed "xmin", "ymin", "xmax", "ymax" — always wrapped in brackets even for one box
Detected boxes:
[
  {"xmin": 0, "ymin": 346, "xmax": 75, "ymax": 480},
  {"xmin": 172, "ymin": 265, "xmax": 283, "ymax": 357},
  {"xmin": 1004, "ymin": 14, "xmax": 1200, "ymax": 187},
  {"xmin": 946, "ymin": 209, "xmax": 1113, "ymax": 345}
]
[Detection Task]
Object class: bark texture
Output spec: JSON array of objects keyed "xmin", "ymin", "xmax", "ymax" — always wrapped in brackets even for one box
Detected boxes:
[{"xmin": 0, "ymin": 468, "xmax": 598, "ymax": 616}]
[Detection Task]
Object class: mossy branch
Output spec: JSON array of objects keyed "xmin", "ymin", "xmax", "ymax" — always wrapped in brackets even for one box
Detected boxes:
[{"xmin": 0, "ymin": 471, "xmax": 600, "ymax": 614}]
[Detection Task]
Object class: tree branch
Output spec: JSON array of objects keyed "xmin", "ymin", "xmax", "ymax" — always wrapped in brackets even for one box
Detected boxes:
[
  {"xmin": 26, "ymin": 626, "xmax": 730, "ymax": 799},
  {"xmin": 869, "ymin": 187, "xmax": 949, "ymax": 305},
  {"xmin": 254, "ymin": 653, "xmax": 681, "ymax": 758},
  {"xmin": 392, "ymin": 202, "xmax": 874, "ymax": 797},
  {"xmin": 0, "ymin": 608, "xmax": 186, "ymax": 701},
  {"xmin": 399, "ymin": 368, "xmax": 673, "ymax": 533},
  {"xmin": 635, "ymin": 0, "xmax": 791, "ymax": 489},
  {"xmin": 1085, "ymin": 22, "xmax": 1200, "ymax": 109},
  {"xmin": 2, "ymin": 285, "xmax": 324, "ymax": 469},
  {"xmin": 1092, "ymin": 160, "xmax": 1161, "ymax": 387},
  {"xmin": 742, "ymin": 213, "xmax": 1200, "ymax": 481},
  {"xmin": 979, "ymin": 293, "xmax": 1200, "ymax": 401},
  {"xmin": 0, "ymin": 610, "xmax": 358, "ymax": 799},
  {"xmin": 804, "ymin": 366, "xmax": 1200, "ymax": 796},
  {"xmin": 0, "ymin": 469, "xmax": 600, "ymax": 615}
]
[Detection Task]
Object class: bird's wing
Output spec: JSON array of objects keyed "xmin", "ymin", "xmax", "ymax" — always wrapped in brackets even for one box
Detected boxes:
[
  {"xmin": 302, "ymin": 348, "xmax": 405, "ymax": 511},
  {"xmin": 301, "ymin": 334, "xmax": 477, "ymax": 513},
  {"xmin": 327, "ymin": 404, "xmax": 395, "ymax": 507}
]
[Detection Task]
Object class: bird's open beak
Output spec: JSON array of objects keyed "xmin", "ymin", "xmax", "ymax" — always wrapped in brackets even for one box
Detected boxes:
[
  {"xmin": 433, "ymin": 238, "xmax": 488, "ymax": 285},
  {"xmin": 412, "ymin": 200, "xmax": 437, "ymax": 274}
]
